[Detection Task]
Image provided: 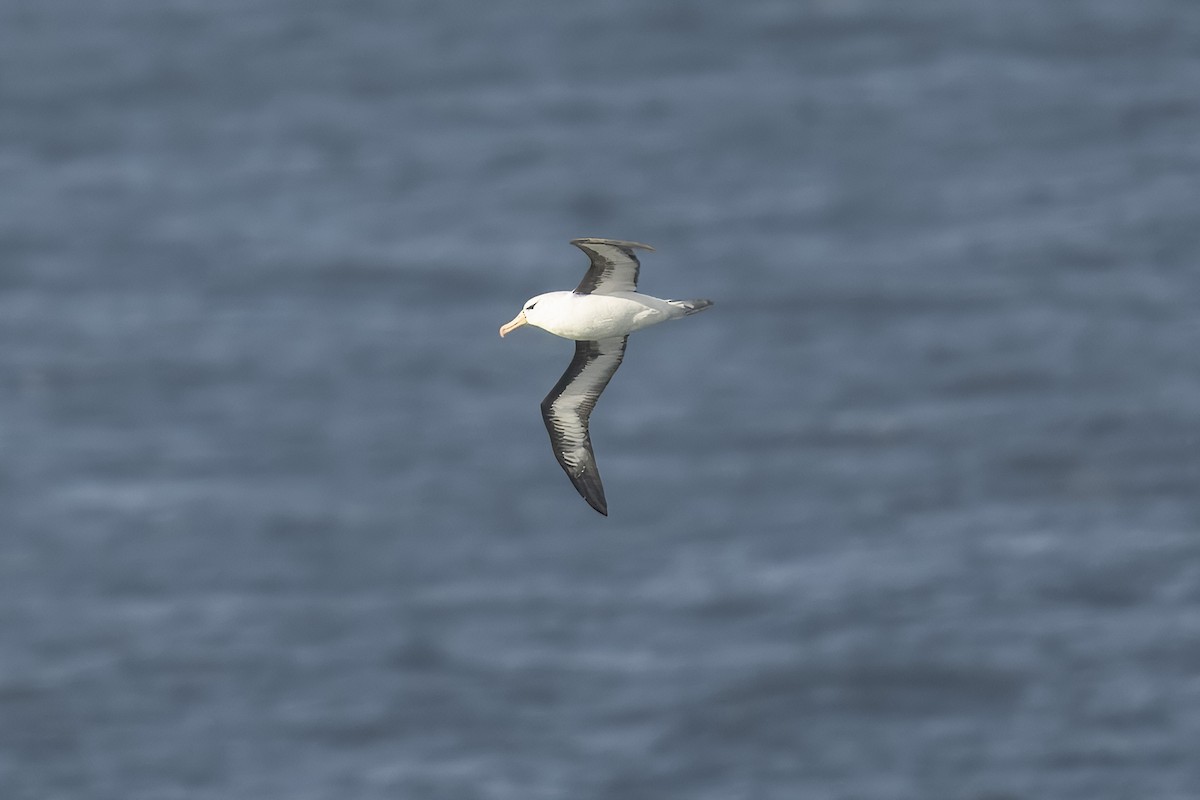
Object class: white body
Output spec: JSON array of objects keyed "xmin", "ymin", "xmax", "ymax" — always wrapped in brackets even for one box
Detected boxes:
[{"xmin": 522, "ymin": 291, "xmax": 686, "ymax": 340}]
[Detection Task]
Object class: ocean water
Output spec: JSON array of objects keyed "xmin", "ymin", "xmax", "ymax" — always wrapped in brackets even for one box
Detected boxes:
[{"xmin": 2, "ymin": 1, "xmax": 1199, "ymax": 798}]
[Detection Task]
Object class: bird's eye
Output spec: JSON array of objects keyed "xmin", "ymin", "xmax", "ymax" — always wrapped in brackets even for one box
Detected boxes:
[{"xmin": 525, "ymin": 302, "xmax": 537, "ymax": 310}]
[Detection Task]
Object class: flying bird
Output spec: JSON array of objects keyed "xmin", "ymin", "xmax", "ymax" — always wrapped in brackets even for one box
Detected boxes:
[{"xmin": 499, "ymin": 238, "xmax": 713, "ymax": 515}]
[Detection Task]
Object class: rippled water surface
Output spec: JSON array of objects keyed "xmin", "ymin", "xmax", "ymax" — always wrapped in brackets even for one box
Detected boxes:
[{"xmin": 2, "ymin": 1, "xmax": 1199, "ymax": 798}]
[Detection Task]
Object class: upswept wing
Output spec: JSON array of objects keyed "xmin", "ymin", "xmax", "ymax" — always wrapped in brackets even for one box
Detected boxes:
[
  {"xmin": 570, "ymin": 238, "xmax": 654, "ymax": 295},
  {"xmin": 540, "ymin": 336, "xmax": 628, "ymax": 515}
]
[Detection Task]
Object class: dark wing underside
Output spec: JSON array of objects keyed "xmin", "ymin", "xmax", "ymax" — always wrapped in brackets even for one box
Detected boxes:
[
  {"xmin": 570, "ymin": 238, "xmax": 653, "ymax": 295},
  {"xmin": 540, "ymin": 336, "xmax": 629, "ymax": 515}
]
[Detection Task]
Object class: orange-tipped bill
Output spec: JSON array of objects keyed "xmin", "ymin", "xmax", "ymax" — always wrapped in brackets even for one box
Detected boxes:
[{"xmin": 499, "ymin": 311, "xmax": 527, "ymax": 337}]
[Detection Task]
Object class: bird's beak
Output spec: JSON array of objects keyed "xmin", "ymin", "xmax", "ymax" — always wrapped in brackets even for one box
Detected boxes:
[{"xmin": 499, "ymin": 311, "xmax": 528, "ymax": 337}]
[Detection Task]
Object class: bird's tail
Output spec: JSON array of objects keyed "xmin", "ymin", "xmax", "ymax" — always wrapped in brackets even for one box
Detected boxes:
[{"xmin": 667, "ymin": 298, "xmax": 714, "ymax": 316}]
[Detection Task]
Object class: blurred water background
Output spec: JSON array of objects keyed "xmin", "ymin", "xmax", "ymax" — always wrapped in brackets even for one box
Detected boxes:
[{"xmin": 2, "ymin": 1, "xmax": 1200, "ymax": 798}]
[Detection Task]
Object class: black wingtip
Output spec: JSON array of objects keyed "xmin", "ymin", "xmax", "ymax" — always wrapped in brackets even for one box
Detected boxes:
[
  {"xmin": 570, "ymin": 237, "xmax": 654, "ymax": 252},
  {"xmin": 575, "ymin": 479, "xmax": 609, "ymax": 516}
]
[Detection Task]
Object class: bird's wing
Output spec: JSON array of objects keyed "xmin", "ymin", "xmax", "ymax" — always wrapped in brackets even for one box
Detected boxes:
[
  {"xmin": 540, "ymin": 336, "xmax": 628, "ymax": 515},
  {"xmin": 570, "ymin": 238, "xmax": 654, "ymax": 295}
]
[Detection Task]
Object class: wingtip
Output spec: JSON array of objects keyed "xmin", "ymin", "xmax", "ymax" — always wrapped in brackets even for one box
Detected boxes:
[
  {"xmin": 574, "ymin": 475, "xmax": 609, "ymax": 516},
  {"xmin": 570, "ymin": 237, "xmax": 655, "ymax": 252},
  {"xmin": 578, "ymin": 481, "xmax": 609, "ymax": 516}
]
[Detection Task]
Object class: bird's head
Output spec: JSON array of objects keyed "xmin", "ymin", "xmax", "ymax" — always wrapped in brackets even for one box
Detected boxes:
[{"xmin": 499, "ymin": 293, "xmax": 556, "ymax": 337}]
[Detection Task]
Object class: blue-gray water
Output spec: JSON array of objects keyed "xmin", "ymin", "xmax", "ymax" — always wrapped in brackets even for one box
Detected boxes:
[{"xmin": 3, "ymin": 1, "xmax": 1200, "ymax": 798}]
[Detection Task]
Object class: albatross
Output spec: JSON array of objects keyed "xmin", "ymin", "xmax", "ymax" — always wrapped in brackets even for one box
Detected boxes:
[{"xmin": 499, "ymin": 238, "xmax": 713, "ymax": 515}]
